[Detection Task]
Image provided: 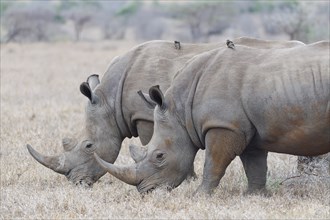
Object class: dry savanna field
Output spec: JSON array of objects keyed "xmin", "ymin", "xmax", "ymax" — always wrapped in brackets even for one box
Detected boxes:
[{"xmin": 1, "ymin": 41, "xmax": 329, "ymax": 219}]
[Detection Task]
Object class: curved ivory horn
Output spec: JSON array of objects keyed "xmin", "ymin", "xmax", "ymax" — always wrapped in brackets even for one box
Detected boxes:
[
  {"xmin": 27, "ymin": 144, "xmax": 68, "ymax": 175},
  {"xmin": 94, "ymin": 153, "xmax": 140, "ymax": 186}
]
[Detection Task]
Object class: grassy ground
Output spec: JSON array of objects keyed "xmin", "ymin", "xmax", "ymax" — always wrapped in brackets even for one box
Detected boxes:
[{"xmin": 1, "ymin": 41, "xmax": 329, "ymax": 219}]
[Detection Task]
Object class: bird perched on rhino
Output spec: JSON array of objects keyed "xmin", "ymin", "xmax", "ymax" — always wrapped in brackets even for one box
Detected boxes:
[
  {"xmin": 174, "ymin": 41, "xmax": 181, "ymax": 50},
  {"xmin": 226, "ymin": 39, "xmax": 235, "ymax": 50}
]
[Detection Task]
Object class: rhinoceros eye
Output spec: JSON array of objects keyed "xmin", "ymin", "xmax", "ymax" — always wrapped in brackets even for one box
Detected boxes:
[
  {"xmin": 82, "ymin": 141, "xmax": 95, "ymax": 154},
  {"xmin": 156, "ymin": 153, "xmax": 164, "ymax": 159},
  {"xmin": 151, "ymin": 150, "xmax": 166, "ymax": 166}
]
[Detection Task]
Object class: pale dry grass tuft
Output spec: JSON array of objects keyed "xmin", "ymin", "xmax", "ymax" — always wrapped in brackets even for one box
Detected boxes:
[{"xmin": 1, "ymin": 41, "xmax": 329, "ymax": 219}]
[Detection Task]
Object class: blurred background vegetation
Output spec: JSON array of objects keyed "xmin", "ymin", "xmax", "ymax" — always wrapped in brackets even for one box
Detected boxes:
[{"xmin": 0, "ymin": 0, "xmax": 329, "ymax": 44}]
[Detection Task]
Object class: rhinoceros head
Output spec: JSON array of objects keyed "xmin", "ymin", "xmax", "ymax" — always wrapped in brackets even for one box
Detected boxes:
[
  {"xmin": 94, "ymin": 86, "xmax": 198, "ymax": 193},
  {"xmin": 27, "ymin": 74, "xmax": 123, "ymax": 186}
]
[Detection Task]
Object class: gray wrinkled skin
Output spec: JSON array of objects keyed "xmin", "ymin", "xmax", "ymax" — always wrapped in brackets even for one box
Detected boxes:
[
  {"xmin": 28, "ymin": 38, "xmax": 323, "ymax": 187},
  {"xmin": 27, "ymin": 40, "xmax": 226, "ymax": 186},
  {"xmin": 99, "ymin": 41, "xmax": 330, "ymax": 194}
]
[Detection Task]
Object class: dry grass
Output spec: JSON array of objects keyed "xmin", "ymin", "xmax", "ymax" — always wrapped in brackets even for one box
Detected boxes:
[{"xmin": 1, "ymin": 41, "xmax": 329, "ymax": 219}]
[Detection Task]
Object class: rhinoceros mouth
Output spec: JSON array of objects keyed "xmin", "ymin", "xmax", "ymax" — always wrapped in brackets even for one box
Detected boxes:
[
  {"xmin": 65, "ymin": 168, "xmax": 100, "ymax": 187},
  {"xmin": 136, "ymin": 178, "xmax": 166, "ymax": 194},
  {"xmin": 75, "ymin": 179, "xmax": 93, "ymax": 187},
  {"xmin": 67, "ymin": 173, "xmax": 94, "ymax": 187},
  {"xmin": 137, "ymin": 181, "xmax": 175, "ymax": 194}
]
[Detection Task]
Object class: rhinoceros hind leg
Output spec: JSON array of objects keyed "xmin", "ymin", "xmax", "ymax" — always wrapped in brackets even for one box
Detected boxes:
[{"xmin": 240, "ymin": 145, "xmax": 268, "ymax": 195}]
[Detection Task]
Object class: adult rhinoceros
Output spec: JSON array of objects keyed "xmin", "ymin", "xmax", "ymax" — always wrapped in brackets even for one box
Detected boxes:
[
  {"xmin": 95, "ymin": 41, "xmax": 330, "ymax": 194},
  {"xmin": 26, "ymin": 38, "xmax": 306, "ymax": 187}
]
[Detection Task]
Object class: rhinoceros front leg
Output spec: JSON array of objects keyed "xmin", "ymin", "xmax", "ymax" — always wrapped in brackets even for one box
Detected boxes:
[
  {"xmin": 196, "ymin": 129, "xmax": 245, "ymax": 195},
  {"xmin": 239, "ymin": 146, "xmax": 268, "ymax": 194}
]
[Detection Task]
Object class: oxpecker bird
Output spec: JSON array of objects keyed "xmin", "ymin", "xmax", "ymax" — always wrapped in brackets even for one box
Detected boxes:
[
  {"xmin": 174, "ymin": 41, "xmax": 181, "ymax": 50},
  {"xmin": 226, "ymin": 39, "xmax": 235, "ymax": 50}
]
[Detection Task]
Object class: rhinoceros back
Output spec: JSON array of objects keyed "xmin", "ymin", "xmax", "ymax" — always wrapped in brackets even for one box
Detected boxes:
[{"xmin": 168, "ymin": 41, "xmax": 329, "ymax": 156}]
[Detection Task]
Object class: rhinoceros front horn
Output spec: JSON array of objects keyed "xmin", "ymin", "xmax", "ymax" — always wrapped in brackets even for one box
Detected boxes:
[
  {"xmin": 27, "ymin": 144, "xmax": 68, "ymax": 175},
  {"xmin": 94, "ymin": 153, "xmax": 140, "ymax": 186}
]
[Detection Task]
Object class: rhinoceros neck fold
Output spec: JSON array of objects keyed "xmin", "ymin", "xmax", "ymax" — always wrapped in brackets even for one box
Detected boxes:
[
  {"xmin": 184, "ymin": 70, "xmax": 205, "ymax": 150},
  {"xmin": 172, "ymin": 66, "xmax": 205, "ymax": 150},
  {"xmin": 113, "ymin": 61, "xmax": 136, "ymax": 139}
]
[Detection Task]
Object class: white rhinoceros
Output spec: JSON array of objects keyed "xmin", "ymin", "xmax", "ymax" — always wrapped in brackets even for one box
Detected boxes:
[
  {"xmin": 27, "ymin": 38, "xmax": 308, "ymax": 187},
  {"xmin": 95, "ymin": 41, "xmax": 330, "ymax": 194},
  {"xmin": 27, "ymin": 40, "xmax": 223, "ymax": 186}
]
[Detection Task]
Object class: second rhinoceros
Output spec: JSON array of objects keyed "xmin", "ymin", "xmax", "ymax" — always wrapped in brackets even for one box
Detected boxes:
[
  {"xmin": 27, "ymin": 38, "xmax": 306, "ymax": 187},
  {"xmin": 95, "ymin": 41, "xmax": 330, "ymax": 194}
]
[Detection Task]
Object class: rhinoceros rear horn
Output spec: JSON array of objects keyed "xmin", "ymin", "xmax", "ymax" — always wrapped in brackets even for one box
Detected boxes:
[
  {"xmin": 80, "ymin": 82, "xmax": 98, "ymax": 104},
  {"xmin": 94, "ymin": 153, "xmax": 140, "ymax": 186},
  {"xmin": 129, "ymin": 144, "xmax": 147, "ymax": 163},
  {"xmin": 87, "ymin": 74, "xmax": 100, "ymax": 91},
  {"xmin": 27, "ymin": 144, "xmax": 68, "ymax": 175},
  {"xmin": 62, "ymin": 137, "xmax": 77, "ymax": 152}
]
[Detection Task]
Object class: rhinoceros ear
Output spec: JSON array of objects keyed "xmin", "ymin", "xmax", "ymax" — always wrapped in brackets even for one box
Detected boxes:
[
  {"xmin": 137, "ymin": 90, "xmax": 156, "ymax": 109},
  {"xmin": 149, "ymin": 85, "xmax": 166, "ymax": 111},
  {"xmin": 87, "ymin": 74, "xmax": 100, "ymax": 91},
  {"xmin": 80, "ymin": 82, "xmax": 98, "ymax": 104}
]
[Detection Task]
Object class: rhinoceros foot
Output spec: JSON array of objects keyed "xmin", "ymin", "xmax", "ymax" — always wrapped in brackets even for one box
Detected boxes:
[{"xmin": 243, "ymin": 187, "xmax": 271, "ymax": 197}]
